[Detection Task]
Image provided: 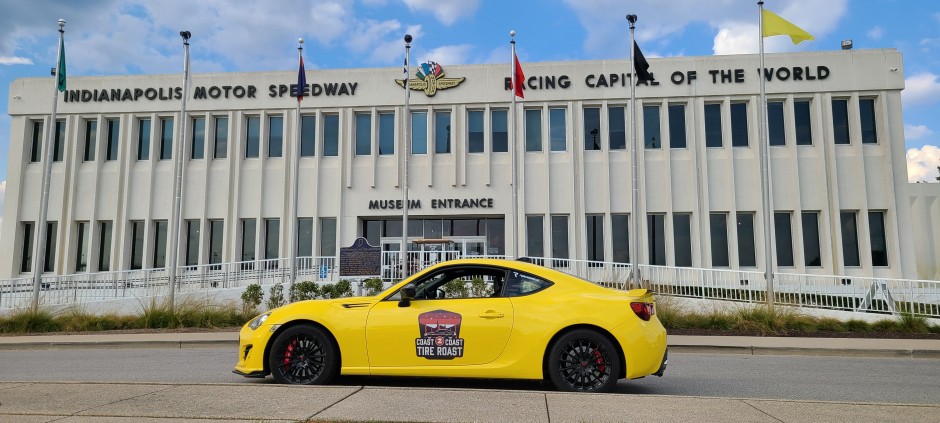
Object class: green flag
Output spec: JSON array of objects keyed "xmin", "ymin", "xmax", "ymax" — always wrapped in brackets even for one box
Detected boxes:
[{"xmin": 56, "ymin": 35, "xmax": 66, "ymax": 91}]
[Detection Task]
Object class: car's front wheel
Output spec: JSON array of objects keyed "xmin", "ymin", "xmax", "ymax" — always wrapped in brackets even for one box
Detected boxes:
[
  {"xmin": 547, "ymin": 329, "xmax": 620, "ymax": 393},
  {"xmin": 268, "ymin": 324, "xmax": 339, "ymax": 385}
]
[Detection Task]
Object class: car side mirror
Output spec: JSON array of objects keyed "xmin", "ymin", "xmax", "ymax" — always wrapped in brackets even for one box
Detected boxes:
[{"xmin": 399, "ymin": 283, "xmax": 416, "ymax": 307}]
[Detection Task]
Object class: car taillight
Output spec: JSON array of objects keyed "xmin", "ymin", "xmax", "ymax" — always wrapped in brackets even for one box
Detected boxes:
[{"xmin": 630, "ymin": 302, "xmax": 654, "ymax": 321}]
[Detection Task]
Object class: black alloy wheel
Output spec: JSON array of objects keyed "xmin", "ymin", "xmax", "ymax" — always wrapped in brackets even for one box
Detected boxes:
[
  {"xmin": 548, "ymin": 329, "xmax": 620, "ymax": 393},
  {"xmin": 268, "ymin": 324, "xmax": 339, "ymax": 385}
]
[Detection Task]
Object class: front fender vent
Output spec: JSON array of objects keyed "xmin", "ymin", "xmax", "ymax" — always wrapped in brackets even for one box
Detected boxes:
[{"xmin": 341, "ymin": 303, "xmax": 371, "ymax": 309}]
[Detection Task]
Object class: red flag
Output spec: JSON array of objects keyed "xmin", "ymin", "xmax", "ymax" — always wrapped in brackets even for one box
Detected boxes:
[{"xmin": 512, "ymin": 52, "xmax": 525, "ymax": 98}]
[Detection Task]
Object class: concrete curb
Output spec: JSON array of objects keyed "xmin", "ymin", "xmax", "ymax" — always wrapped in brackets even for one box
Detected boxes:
[{"xmin": 0, "ymin": 340, "xmax": 237, "ymax": 350}]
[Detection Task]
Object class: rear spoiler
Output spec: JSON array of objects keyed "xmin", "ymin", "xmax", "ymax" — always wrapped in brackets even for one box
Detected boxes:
[{"xmin": 625, "ymin": 288, "xmax": 653, "ymax": 299}]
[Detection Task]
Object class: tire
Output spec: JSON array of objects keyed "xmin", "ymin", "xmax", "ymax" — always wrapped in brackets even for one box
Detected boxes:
[
  {"xmin": 268, "ymin": 324, "xmax": 339, "ymax": 385},
  {"xmin": 547, "ymin": 329, "xmax": 620, "ymax": 393}
]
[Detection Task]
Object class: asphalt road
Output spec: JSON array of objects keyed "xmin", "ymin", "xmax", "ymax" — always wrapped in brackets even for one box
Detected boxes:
[{"xmin": 2, "ymin": 347, "xmax": 938, "ymax": 405}]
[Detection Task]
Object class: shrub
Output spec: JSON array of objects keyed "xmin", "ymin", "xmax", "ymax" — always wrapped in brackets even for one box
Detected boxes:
[
  {"xmin": 137, "ymin": 298, "xmax": 176, "ymax": 328},
  {"xmin": 443, "ymin": 279, "xmax": 469, "ymax": 298},
  {"xmin": 266, "ymin": 283, "xmax": 286, "ymax": 310},
  {"xmin": 844, "ymin": 319, "xmax": 871, "ymax": 332},
  {"xmin": 290, "ymin": 281, "xmax": 321, "ymax": 301},
  {"xmin": 870, "ymin": 319, "xmax": 898, "ymax": 333},
  {"xmin": 329, "ymin": 280, "xmax": 354, "ymax": 298},
  {"xmin": 241, "ymin": 284, "xmax": 263, "ymax": 314},
  {"xmin": 363, "ymin": 278, "xmax": 386, "ymax": 296},
  {"xmin": 469, "ymin": 277, "xmax": 491, "ymax": 298},
  {"xmin": 0, "ymin": 308, "xmax": 61, "ymax": 333},
  {"xmin": 815, "ymin": 317, "xmax": 846, "ymax": 332},
  {"xmin": 898, "ymin": 313, "xmax": 930, "ymax": 334}
]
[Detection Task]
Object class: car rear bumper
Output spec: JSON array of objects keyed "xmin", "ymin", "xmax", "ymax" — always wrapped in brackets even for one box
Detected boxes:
[{"xmin": 653, "ymin": 348, "xmax": 668, "ymax": 377}]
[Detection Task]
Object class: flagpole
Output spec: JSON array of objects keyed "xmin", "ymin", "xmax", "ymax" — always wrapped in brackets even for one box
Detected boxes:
[
  {"xmin": 289, "ymin": 38, "xmax": 304, "ymax": 294},
  {"xmin": 757, "ymin": 1, "xmax": 775, "ymax": 307},
  {"xmin": 627, "ymin": 14, "xmax": 641, "ymax": 289},
  {"xmin": 510, "ymin": 31, "xmax": 519, "ymax": 260},
  {"xmin": 31, "ymin": 19, "xmax": 66, "ymax": 311},
  {"xmin": 167, "ymin": 30, "xmax": 192, "ymax": 308},
  {"xmin": 401, "ymin": 34, "xmax": 413, "ymax": 279}
]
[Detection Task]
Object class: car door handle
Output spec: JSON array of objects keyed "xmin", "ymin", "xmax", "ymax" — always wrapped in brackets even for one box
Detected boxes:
[{"xmin": 479, "ymin": 311, "xmax": 505, "ymax": 319}]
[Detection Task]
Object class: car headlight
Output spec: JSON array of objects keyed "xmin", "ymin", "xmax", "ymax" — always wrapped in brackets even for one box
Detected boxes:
[{"xmin": 248, "ymin": 312, "xmax": 271, "ymax": 330}]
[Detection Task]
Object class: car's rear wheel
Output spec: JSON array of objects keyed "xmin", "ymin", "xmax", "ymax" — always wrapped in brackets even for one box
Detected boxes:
[
  {"xmin": 268, "ymin": 324, "xmax": 339, "ymax": 385},
  {"xmin": 547, "ymin": 329, "xmax": 620, "ymax": 393}
]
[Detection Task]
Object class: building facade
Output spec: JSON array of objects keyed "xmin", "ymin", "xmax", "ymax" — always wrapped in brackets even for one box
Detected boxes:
[{"xmin": 2, "ymin": 48, "xmax": 936, "ymax": 281}]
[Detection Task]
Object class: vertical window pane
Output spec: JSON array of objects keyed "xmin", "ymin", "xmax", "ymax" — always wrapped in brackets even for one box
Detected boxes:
[
  {"xmin": 411, "ymin": 112, "xmax": 427, "ymax": 155},
  {"xmin": 320, "ymin": 218, "xmax": 337, "ymax": 256},
  {"xmin": 83, "ymin": 120, "xmax": 97, "ymax": 162},
  {"xmin": 355, "ymin": 113, "xmax": 371, "ymax": 156},
  {"xmin": 435, "ymin": 111, "xmax": 451, "ymax": 154},
  {"xmin": 209, "ymin": 220, "xmax": 224, "ymax": 265},
  {"xmin": 668, "ymin": 104, "xmax": 687, "ymax": 149},
  {"xmin": 300, "ymin": 115, "xmax": 316, "ymax": 157},
  {"xmin": 731, "ymin": 102, "xmax": 749, "ymax": 147},
  {"xmin": 268, "ymin": 115, "xmax": 283, "ymax": 157},
  {"xmin": 860, "ymin": 98, "xmax": 878, "ymax": 144},
  {"xmin": 137, "ymin": 118, "xmax": 151, "ymax": 160},
  {"xmin": 551, "ymin": 215, "xmax": 569, "ymax": 260},
  {"xmin": 364, "ymin": 220, "xmax": 381, "ymax": 247},
  {"xmin": 710, "ymin": 213, "xmax": 729, "ymax": 267},
  {"xmin": 468, "ymin": 110, "xmax": 484, "ymax": 153},
  {"xmin": 30, "ymin": 121, "xmax": 43, "ymax": 162},
  {"xmin": 549, "ymin": 108, "xmax": 567, "ymax": 152},
  {"xmin": 75, "ymin": 222, "xmax": 88, "ymax": 272},
  {"xmin": 674, "ymin": 213, "xmax": 692, "ymax": 267},
  {"xmin": 869, "ymin": 211, "xmax": 888, "ymax": 266},
  {"xmin": 643, "ymin": 105, "xmax": 661, "ymax": 149},
  {"xmin": 609, "ymin": 106, "xmax": 626, "ymax": 150},
  {"xmin": 297, "ymin": 218, "xmax": 313, "ymax": 257},
  {"xmin": 185, "ymin": 220, "xmax": 200, "ymax": 266},
  {"xmin": 768, "ymin": 101, "xmax": 785, "ymax": 146},
  {"xmin": 486, "ymin": 218, "xmax": 504, "ymax": 255},
  {"xmin": 245, "ymin": 116, "xmax": 260, "ymax": 158},
  {"xmin": 130, "ymin": 221, "xmax": 144, "ymax": 270},
  {"xmin": 159, "ymin": 118, "xmax": 173, "ymax": 160},
  {"xmin": 774, "ymin": 212, "xmax": 794, "ymax": 267},
  {"xmin": 802, "ymin": 212, "xmax": 822, "ymax": 266},
  {"xmin": 323, "ymin": 114, "xmax": 339, "ymax": 156},
  {"xmin": 525, "ymin": 109, "xmax": 542, "ymax": 152},
  {"xmin": 737, "ymin": 213, "xmax": 756, "ymax": 267},
  {"xmin": 98, "ymin": 221, "xmax": 112, "ymax": 272},
  {"xmin": 526, "ymin": 215, "xmax": 544, "ymax": 257},
  {"xmin": 611, "ymin": 214, "xmax": 630, "ymax": 263},
  {"xmin": 153, "ymin": 220, "xmax": 168, "ymax": 268},
  {"xmin": 491, "ymin": 110, "xmax": 508, "ymax": 153},
  {"xmin": 832, "ymin": 99, "xmax": 850, "ymax": 145},
  {"xmin": 379, "ymin": 112, "xmax": 395, "ymax": 155},
  {"xmin": 841, "ymin": 211, "xmax": 860, "ymax": 266},
  {"xmin": 53, "ymin": 120, "xmax": 65, "ymax": 162},
  {"xmin": 214, "ymin": 116, "xmax": 228, "ymax": 159},
  {"xmin": 107, "ymin": 119, "xmax": 120, "ymax": 161},
  {"xmin": 191, "ymin": 117, "xmax": 205, "ymax": 159},
  {"xmin": 21, "ymin": 222, "xmax": 34, "ymax": 272},
  {"xmin": 264, "ymin": 219, "xmax": 280, "ymax": 260},
  {"xmin": 795, "ymin": 100, "xmax": 812, "ymax": 146},
  {"xmin": 705, "ymin": 103, "xmax": 722, "ymax": 148},
  {"xmin": 586, "ymin": 214, "xmax": 604, "ymax": 262},
  {"xmin": 241, "ymin": 219, "xmax": 256, "ymax": 262},
  {"xmin": 44, "ymin": 222, "xmax": 58, "ymax": 272},
  {"xmin": 648, "ymin": 214, "xmax": 666, "ymax": 265},
  {"xmin": 583, "ymin": 107, "xmax": 601, "ymax": 151}
]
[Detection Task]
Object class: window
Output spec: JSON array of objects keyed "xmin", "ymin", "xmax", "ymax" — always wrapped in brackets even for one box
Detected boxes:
[
  {"xmin": 245, "ymin": 116, "xmax": 260, "ymax": 158},
  {"xmin": 152, "ymin": 220, "xmax": 168, "ymax": 268},
  {"xmin": 130, "ymin": 221, "xmax": 145, "ymax": 270},
  {"xmin": 83, "ymin": 120, "xmax": 97, "ymax": 161},
  {"xmin": 44, "ymin": 222, "xmax": 58, "ymax": 272},
  {"xmin": 795, "ymin": 100, "xmax": 812, "ymax": 146},
  {"xmin": 648, "ymin": 214, "xmax": 666, "ymax": 265},
  {"xmin": 643, "ymin": 105, "xmax": 661, "ymax": 149},
  {"xmin": 468, "ymin": 110, "xmax": 484, "ymax": 153},
  {"xmin": 98, "ymin": 221, "xmax": 112, "ymax": 272},
  {"xmin": 860, "ymin": 98, "xmax": 878, "ymax": 144},
  {"xmin": 20, "ymin": 222, "xmax": 34, "ymax": 272},
  {"xmin": 768, "ymin": 101, "xmax": 785, "ymax": 146},
  {"xmin": 75, "ymin": 222, "xmax": 89, "ymax": 272},
  {"xmin": 411, "ymin": 112, "xmax": 428, "ymax": 154},
  {"xmin": 611, "ymin": 214, "xmax": 630, "ymax": 263},
  {"xmin": 705, "ymin": 103, "xmax": 722, "ymax": 148},
  {"xmin": 268, "ymin": 115, "xmax": 283, "ymax": 157},
  {"xmin": 137, "ymin": 118, "xmax": 151, "ymax": 160},
  {"xmin": 525, "ymin": 109, "xmax": 542, "ymax": 152},
  {"xmin": 869, "ymin": 211, "xmax": 888, "ymax": 266},
  {"xmin": 505, "ymin": 272, "xmax": 553, "ymax": 297},
  {"xmin": 106, "ymin": 119, "xmax": 120, "ymax": 161},
  {"xmin": 486, "ymin": 218, "xmax": 505, "ymax": 255},
  {"xmin": 297, "ymin": 218, "xmax": 313, "ymax": 258},
  {"xmin": 241, "ymin": 219, "xmax": 256, "ymax": 262},
  {"xmin": 406, "ymin": 266, "xmax": 517, "ymax": 299},
  {"xmin": 300, "ymin": 115, "xmax": 316, "ymax": 157},
  {"xmin": 491, "ymin": 110, "xmax": 508, "ymax": 153},
  {"xmin": 214, "ymin": 116, "xmax": 228, "ymax": 159},
  {"xmin": 551, "ymin": 215, "xmax": 569, "ymax": 265},
  {"xmin": 379, "ymin": 112, "xmax": 394, "ymax": 155},
  {"xmin": 737, "ymin": 213, "xmax": 756, "ymax": 267},
  {"xmin": 775, "ymin": 212, "xmax": 794, "ymax": 267},
  {"xmin": 730, "ymin": 102, "xmax": 748, "ymax": 147},
  {"xmin": 355, "ymin": 112, "xmax": 371, "ymax": 156},
  {"xmin": 668, "ymin": 104, "xmax": 687, "ymax": 149},
  {"xmin": 324, "ymin": 114, "xmax": 339, "ymax": 156},
  {"xmin": 609, "ymin": 106, "xmax": 626, "ymax": 150},
  {"xmin": 526, "ymin": 215, "xmax": 544, "ymax": 257},
  {"xmin": 586, "ymin": 214, "xmax": 604, "ymax": 262},
  {"xmin": 159, "ymin": 117, "xmax": 173, "ymax": 160},
  {"xmin": 435, "ymin": 111, "xmax": 451, "ymax": 154},
  {"xmin": 208, "ymin": 220, "xmax": 224, "ymax": 266},
  {"xmin": 840, "ymin": 211, "xmax": 860, "ymax": 267},
  {"xmin": 264, "ymin": 219, "xmax": 280, "ymax": 260},
  {"xmin": 674, "ymin": 213, "xmax": 692, "ymax": 267},
  {"xmin": 710, "ymin": 213, "xmax": 729, "ymax": 267},
  {"xmin": 52, "ymin": 120, "xmax": 65, "ymax": 162},
  {"xmin": 802, "ymin": 212, "xmax": 822, "ymax": 267},
  {"xmin": 584, "ymin": 107, "xmax": 601, "ymax": 151},
  {"xmin": 30, "ymin": 121, "xmax": 43, "ymax": 162},
  {"xmin": 549, "ymin": 108, "xmax": 567, "ymax": 152},
  {"xmin": 320, "ymin": 218, "xmax": 337, "ymax": 256},
  {"xmin": 185, "ymin": 220, "xmax": 200, "ymax": 266},
  {"xmin": 191, "ymin": 117, "xmax": 205, "ymax": 159},
  {"xmin": 832, "ymin": 99, "xmax": 850, "ymax": 145}
]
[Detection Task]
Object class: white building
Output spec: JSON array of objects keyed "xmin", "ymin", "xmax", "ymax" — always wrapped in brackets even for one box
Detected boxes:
[{"xmin": 2, "ymin": 48, "xmax": 938, "ymax": 282}]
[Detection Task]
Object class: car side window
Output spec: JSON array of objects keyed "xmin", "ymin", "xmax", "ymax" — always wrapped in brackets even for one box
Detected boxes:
[
  {"xmin": 504, "ymin": 271, "xmax": 553, "ymax": 297},
  {"xmin": 407, "ymin": 266, "xmax": 508, "ymax": 300}
]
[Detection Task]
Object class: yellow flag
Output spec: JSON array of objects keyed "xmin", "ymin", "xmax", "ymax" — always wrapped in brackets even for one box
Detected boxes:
[{"xmin": 762, "ymin": 9, "xmax": 814, "ymax": 44}]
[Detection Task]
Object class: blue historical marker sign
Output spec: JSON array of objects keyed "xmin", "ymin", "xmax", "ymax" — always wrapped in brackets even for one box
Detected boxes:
[{"xmin": 339, "ymin": 237, "xmax": 382, "ymax": 277}]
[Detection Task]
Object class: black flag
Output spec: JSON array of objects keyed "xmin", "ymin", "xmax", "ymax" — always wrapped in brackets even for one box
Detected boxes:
[{"xmin": 633, "ymin": 41, "xmax": 653, "ymax": 82}]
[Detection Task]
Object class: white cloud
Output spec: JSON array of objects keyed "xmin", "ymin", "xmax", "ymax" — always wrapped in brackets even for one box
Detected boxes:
[
  {"xmin": 903, "ymin": 73, "xmax": 940, "ymax": 106},
  {"xmin": 905, "ymin": 124, "xmax": 934, "ymax": 140},
  {"xmin": 867, "ymin": 26, "xmax": 883, "ymax": 41},
  {"xmin": 401, "ymin": 0, "xmax": 479, "ymax": 25},
  {"xmin": 0, "ymin": 56, "xmax": 32, "ymax": 65},
  {"xmin": 416, "ymin": 44, "xmax": 474, "ymax": 66},
  {"xmin": 907, "ymin": 145, "xmax": 940, "ymax": 183}
]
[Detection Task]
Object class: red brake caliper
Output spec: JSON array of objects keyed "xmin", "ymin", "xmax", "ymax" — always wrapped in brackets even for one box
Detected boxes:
[
  {"xmin": 283, "ymin": 339, "xmax": 295, "ymax": 365},
  {"xmin": 593, "ymin": 349, "xmax": 606, "ymax": 373}
]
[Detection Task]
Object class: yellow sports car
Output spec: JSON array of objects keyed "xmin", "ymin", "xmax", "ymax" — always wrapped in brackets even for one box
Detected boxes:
[{"xmin": 234, "ymin": 258, "xmax": 667, "ymax": 392}]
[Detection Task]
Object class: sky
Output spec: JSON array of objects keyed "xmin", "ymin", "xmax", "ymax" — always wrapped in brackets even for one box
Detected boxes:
[{"xmin": 1, "ymin": 0, "xmax": 940, "ymax": 235}]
